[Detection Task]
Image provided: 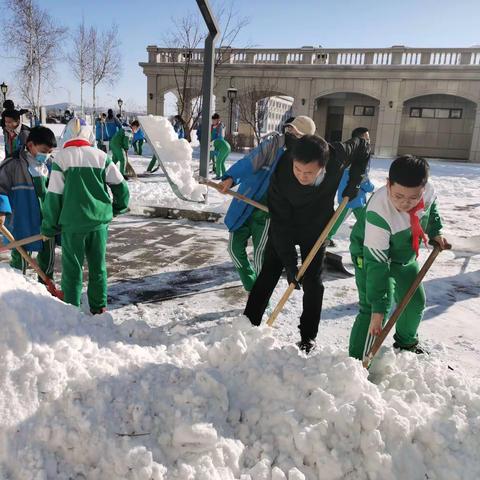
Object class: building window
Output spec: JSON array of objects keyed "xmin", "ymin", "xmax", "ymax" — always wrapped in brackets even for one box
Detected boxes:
[
  {"xmin": 354, "ymin": 105, "xmax": 375, "ymax": 116},
  {"xmin": 409, "ymin": 107, "xmax": 463, "ymax": 119}
]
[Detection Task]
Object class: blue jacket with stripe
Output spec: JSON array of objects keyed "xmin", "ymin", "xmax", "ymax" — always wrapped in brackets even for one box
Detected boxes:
[
  {"xmin": 221, "ymin": 134, "xmax": 285, "ymax": 232},
  {"xmin": 0, "ymin": 151, "xmax": 48, "ymax": 251}
]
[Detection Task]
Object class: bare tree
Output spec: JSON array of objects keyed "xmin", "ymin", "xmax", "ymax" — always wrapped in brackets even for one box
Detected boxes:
[
  {"xmin": 163, "ymin": 0, "xmax": 251, "ymax": 141},
  {"xmin": 2, "ymin": 0, "xmax": 67, "ymax": 116},
  {"xmin": 88, "ymin": 24, "xmax": 122, "ymax": 115},
  {"xmin": 67, "ymin": 18, "xmax": 92, "ymax": 114}
]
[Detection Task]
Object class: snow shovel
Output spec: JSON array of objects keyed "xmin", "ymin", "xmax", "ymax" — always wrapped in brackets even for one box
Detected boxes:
[
  {"xmin": 125, "ymin": 151, "xmax": 138, "ymax": 179},
  {"xmin": 0, "ymin": 225, "xmax": 64, "ymax": 299},
  {"xmin": 0, "ymin": 233, "xmax": 47, "ymax": 253},
  {"xmin": 267, "ymin": 197, "xmax": 350, "ymax": 327},
  {"xmin": 362, "ymin": 241, "xmax": 451, "ymax": 369},
  {"xmin": 198, "ymin": 178, "xmax": 269, "ymax": 213}
]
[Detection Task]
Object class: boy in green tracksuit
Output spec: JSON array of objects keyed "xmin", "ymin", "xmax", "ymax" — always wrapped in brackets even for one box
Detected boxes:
[
  {"xmin": 349, "ymin": 155, "xmax": 449, "ymax": 360},
  {"xmin": 110, "ymin": 127, "xmax": 131, "ymax": 176},
  {"xmin": 0, "ymin": 127, "xmax": 57, "ymax": 279},
  {"xmin": 41, "ymin": 119, "xmax": 130, "ymax": 314},
  {"xmin": 212, "ymin": 138, "xmax": 231, "ymax": 179}
]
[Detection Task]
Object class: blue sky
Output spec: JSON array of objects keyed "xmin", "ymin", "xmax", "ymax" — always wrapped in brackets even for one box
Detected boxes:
[{"xmin": 1, "ymin": 0, "xmax": 479, "ymax": 112}]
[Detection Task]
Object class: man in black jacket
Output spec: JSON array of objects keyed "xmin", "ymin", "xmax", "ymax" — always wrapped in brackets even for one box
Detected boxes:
[{"xmin": 244, "ymin": 134, "xmax": 370, "ymax": 353}]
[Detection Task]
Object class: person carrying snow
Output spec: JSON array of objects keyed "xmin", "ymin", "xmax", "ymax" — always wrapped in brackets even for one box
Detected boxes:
[
  {"xmin": 349, "ymin": 155, "xmax": 449, "ymax": 360},
  {"xmin": 2, "ymin": 109, "xmax": 30, "ymax": 159},
  {"xmin": 217, "ymin": 116, "xmax": 316, "ymax": 292},
  {"xmin": 109, "ymin": 127, "xmax": 132, "ymax": 177},
  {"xmin": 131, "ymin": 120, "xmax": 145, "ymax": 155},
  {"xmin": 40, "ymin": 118, "xmax": 130, "ymax": 314},
  {"xmin": 0, "ymin": 126, "xmax": 57, "ymax": 278},
  {"xmin": 328, "ymin": 127, "xmax": 375, "ymax": 240},
  {"xmin": 244, "ymin": 133, "xmax": 370, "ymax": 354}
]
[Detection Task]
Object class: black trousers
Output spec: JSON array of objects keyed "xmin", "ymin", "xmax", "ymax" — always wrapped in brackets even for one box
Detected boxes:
[{"xmin": 244, "ymin": 235, "xmax": 326, "ymax": 340}]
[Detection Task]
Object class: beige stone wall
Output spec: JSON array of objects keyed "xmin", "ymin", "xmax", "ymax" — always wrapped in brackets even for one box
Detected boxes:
[
  {"xmin": 398, "ymin": 95, "xmax": 476, "ymax": 159},
  {"xmin": 314, "ymin": 93, "xmax": 380, "ymax": 148}
]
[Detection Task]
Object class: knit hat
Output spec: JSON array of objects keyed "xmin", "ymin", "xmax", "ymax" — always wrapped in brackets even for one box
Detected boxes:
[{"xmin": 284, "ymin": 116, "xmax": 316, "ymax": 136}]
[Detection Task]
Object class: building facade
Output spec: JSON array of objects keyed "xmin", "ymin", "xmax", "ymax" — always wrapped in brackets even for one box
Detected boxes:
[{"xmin": 140, "ymin": 46, "xmax": 480, "ymax": 161}]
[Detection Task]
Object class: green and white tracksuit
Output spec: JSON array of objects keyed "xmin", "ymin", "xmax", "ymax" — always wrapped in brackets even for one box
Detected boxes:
[
  {"xmin": 41, "ymin": 137, "xmax": 130, "ymax": 311},
  {"xmin": 349, "ymin": 183, "xmax": 443, "ymax": 360},
  {"xmin": 228, "ymin": 205, "xmax": 270, "ymax": 292},
  {"xmin": 110, "ymin": 129, "xmax": 130, "ymax": 175}
]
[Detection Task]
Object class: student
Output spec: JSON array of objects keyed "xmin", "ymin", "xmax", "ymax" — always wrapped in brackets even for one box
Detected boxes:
[
  {"xmin": 244, "ymin": 134, "xmax": 370, "ymax": 353},
  {"xmin": 349, "ymin": 155, "xmax": 448, "ymax": 360},
  {"xmin": 105, "ymin": 109, "xmax": 122, "ymax": 142},
  {"xmin": 2, "ymin": 109, "xmax": 30, "ymax": 158},
  {"xmin": 173, "ymin": 115, "xmax": 185, "ymax": 139},
  {"xmin": 210, "ymin": 113, "xmax": 225, "ymax": 140},
  {"xmin": 41, "ymin": 119, "xmax": 130, "ymax": 314},
  {"xmin": 95, "ymin": 113, "xmax": 108, "ymax": 152},
  {"xmin": 212, "ymin": 137, "xmax": 231, "ymax": 179},
  {"xmin": 131, "ymin": 120, "xmax": 145, "ymax": 155},
  {"xmin": 218, "ymin": 116, "xmax": 316, "ymax": 292},
  {"xmin": 0, "ymin": 126, "xmax": 57, "ymax": 279},
  {"xmin": 109, "ymin": 127, "xmax": 131, "ymax": 177},
  {"xmin": 328, "ymin": 127, "xmax": 375, "ymax": 240}
]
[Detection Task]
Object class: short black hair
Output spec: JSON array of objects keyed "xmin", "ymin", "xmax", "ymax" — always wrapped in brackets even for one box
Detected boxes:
[
  {"xmin": 130, "ymin": 120, "xmax": 140, "ymax": 128},
  {"xmin": 27, "ymin": 126, "xmax": 57, "ymax": 148},
  {"xmin": 389, "ymin": 155, "xmax": 429, "ymax": 187},
  {"xmin": 3, "ymin": 109, "xmax": 21, "ymax": 121},
  {"xmin": 351, "ymin": 127, "xmax": 369, "ymax": 139},
  {"xmin": 292, "ymin": 135, "xmax": 329, "ymax": 166},
  {"xmin": 3, "ymin": 100, "xmax": 14, "ymax": 110},
  {"xmin": 212, "ymin": 113, "xmax": 220, "ymax": 120}
]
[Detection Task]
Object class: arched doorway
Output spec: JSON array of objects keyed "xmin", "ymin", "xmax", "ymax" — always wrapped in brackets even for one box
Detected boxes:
[
  {"xmin": 398, "ymin": 94, "xmax": 477, "ymax": 160},
  {"xmin": 314, "ymin": 92, "xmax": 380, "ymax": 147}
]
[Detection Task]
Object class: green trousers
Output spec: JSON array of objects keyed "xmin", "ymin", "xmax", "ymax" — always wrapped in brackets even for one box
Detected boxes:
[
  {"xmin": 61, "ymin": 227, "xmax": 108, "ymax": 312},
  {"xmin": 133, "ymin": 139, "xmax": 144, "ymax": 155},
  {"xmin": 147, "ymin": 155, "xmax": 158, "ymax": 172},
  {"xmin": 10, "ymin": 238, "xmax": 56, "ymax": 280},
  {"xmin": 212, "ymin": 139, "xmax": 231, "ymax": 178},
  {"xmin": 228, "ymin": 211, "xmax": 270, "ymax": 291},
  {"xmin": 328, "ymin": 207, "xmax": 363, "ymax": 240},
  {"xmin": 111, "ymin": 147, "xmax": 126, "ymax": 175},
  {"xmin": 349, "ymin": 256, "xmax": 426, "ymax": 360}
]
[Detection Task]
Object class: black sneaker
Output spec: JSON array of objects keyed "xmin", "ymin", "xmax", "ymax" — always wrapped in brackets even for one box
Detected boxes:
[
  {"xmin": 296, "ymin": 339, "xmax": 317, "ymax": 354},
  {"xmin": 393, "ymin": 342, "xmax": 429, "ymax": 355}
]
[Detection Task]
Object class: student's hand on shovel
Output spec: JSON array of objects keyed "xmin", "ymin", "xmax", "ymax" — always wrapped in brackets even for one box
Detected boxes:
[
  {"xmin": 218, "ymin": 177, "xmax": 233, "ymax": 193},
  {"xmin": 369, "ymin": 313, "xmax": 383, "ymax": 336},
  {"xmin": 432, "ymin": 235, "xmax": 451, "ymax": 251},
  {"xmin": 286, "ymin": 266, "xmax": 301, "ymax": 290},
  {"xmin": 0, "ymin": 213, "xmax": 5, "ymax": 226}
]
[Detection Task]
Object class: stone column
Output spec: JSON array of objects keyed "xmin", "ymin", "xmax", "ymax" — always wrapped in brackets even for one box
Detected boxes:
[
  {"xmin": 468, "ymin": 107, "xmax": 480, "ymax": 162},
  {"xmin": 374, "ymin": 80, "xmax": 403, "ymax": 157},
  {"xmin": 292, "ymin": 78, "xmax": 313, "ymax": 117}
]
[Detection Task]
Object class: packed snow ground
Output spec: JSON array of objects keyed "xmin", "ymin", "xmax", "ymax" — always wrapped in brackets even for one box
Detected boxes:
[
  {"xmin": 1, "ymin": 267, "xmax": 480, "ymax": 480},
  {"xmin": 1, "ymin": 129, "xmax": 480, "ymax": 478}
]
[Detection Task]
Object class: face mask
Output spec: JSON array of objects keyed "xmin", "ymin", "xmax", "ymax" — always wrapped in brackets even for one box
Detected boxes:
[
  {"xmin": 284, "ymin": 132, "xmax": 298, "ymax": 150},
  {"xmin": 35, "ymin": 153, "xmax": 50, "ymax": 164}
]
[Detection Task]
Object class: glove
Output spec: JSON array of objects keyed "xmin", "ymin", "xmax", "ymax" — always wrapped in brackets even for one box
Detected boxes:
[
  {"xmin": 342, "ymin": 181, "xmax": 360, "ymax": 200},
  {"xmin": 286, "ymin": 266, "xmax": 301, "ymax": 290}
]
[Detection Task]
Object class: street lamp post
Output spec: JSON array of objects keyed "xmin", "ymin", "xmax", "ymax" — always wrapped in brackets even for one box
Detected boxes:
[
  {"xmin": 117, "ymin": 98, "xmax": 123, "ymax": 117},
  {"xmin": 0, "ymin": 82, "xmax": 8, "ymax": 109},
  {"xmin": 227, "ymin": 87, "xmax": 237, "ymax": 136}
]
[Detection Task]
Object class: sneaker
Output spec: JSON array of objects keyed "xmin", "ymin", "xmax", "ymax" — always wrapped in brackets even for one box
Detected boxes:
[
  {"xmin": 296, "ymin": 338, "xmax": 317, "ymax": 354},
  {"xmin": 393, "ymin": 342, "xmax": 429, "ymax": 355},
  {"xmin": 90, "ymin": 307, "xmax": 107, "ymax": 315}
]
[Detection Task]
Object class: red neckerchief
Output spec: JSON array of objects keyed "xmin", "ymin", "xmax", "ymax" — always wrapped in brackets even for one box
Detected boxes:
[
  {"xmin": 408, "ymin": 198, "xmax": 428, "ymax": 258},
  {"xmin": 63, "ymin": 139, "xmax": 91, "ymax": 148}
]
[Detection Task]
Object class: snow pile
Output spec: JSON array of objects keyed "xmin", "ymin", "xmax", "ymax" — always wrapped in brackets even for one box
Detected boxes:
[
  {"xmin": 138, "ymin": 115, "xmax": 206, "ymax": 202},
  {"xmin": 1, "ymin": 266, "xmax": 480, "ymax": 479}
]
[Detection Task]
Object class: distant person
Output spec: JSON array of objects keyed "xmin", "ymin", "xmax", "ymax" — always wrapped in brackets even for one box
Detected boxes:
[
  {"xmin": 173, "ymin": 115, "xmax": 185, "ymax": 139},
  {"xmin": 95, "ymin": 113, "xmax": 108, "ymax": 152},
  {"xmin": 110, "ymin": 127, "xmax": 132, "ymax": 177},
  {"xmin": 105, "ymin": 109, "xmax": 122, "ymax": 143},
  {"xmin": 210, "ymin": 113, "xmax": 225, "ymax": 140},
  {"xmin": 2, "ymin": 109, "xmax": 30, "ymax": 158},
  {"xmin": 131, "ymin": 120, "xmax": 145, "ymax": 155}
]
